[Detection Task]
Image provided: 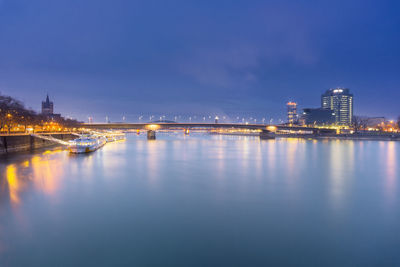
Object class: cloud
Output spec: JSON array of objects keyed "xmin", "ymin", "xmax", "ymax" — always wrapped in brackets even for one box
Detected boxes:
[
  {"xmin": 180, "ymin": 44, "xmax": 260, "ymax": 88},
  {"xmin": 178, "ymin": 2, "xmax": 320, "ymax": 89}
]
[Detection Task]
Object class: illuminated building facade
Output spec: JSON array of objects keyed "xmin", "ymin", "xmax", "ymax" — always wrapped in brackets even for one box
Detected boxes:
[
  {"xmin": 321, "ymin": 88, "xmax": 353, "ymax": 125},
  {"xmin": 286, "ymin": 102, "xmax": 298, "ymax": 124}
]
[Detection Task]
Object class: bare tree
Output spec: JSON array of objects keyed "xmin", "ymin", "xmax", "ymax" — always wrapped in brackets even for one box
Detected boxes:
[{"xmin": 352, "ymin": 116, "xmax": 369, "ymax": 133}]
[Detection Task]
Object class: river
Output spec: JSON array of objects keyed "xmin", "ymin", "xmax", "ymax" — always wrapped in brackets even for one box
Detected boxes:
[{"xmin": 1, "ymin": 133, "xmax": 399, "ymax": 266}]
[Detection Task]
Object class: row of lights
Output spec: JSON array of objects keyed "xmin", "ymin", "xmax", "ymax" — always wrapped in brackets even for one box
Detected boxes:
[{"xmin": 87, "ymin": 115, "xmax": 285, "ymax": 124}]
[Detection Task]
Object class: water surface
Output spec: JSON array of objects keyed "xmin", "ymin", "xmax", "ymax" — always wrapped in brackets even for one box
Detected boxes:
[{"xmin": 1, "ymin": 133, "xmax": 400, "ymax": 266}]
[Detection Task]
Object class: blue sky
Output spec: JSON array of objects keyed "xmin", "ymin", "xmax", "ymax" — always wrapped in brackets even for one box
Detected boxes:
[{"xmin": 0, "ymin": 0, "xmax": 399, "ymax": 122}]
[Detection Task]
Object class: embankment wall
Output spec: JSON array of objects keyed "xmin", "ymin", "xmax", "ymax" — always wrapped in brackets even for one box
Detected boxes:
[{"xmin": 0, "ymin": 134, "xmax": 75, "ymax": 155}]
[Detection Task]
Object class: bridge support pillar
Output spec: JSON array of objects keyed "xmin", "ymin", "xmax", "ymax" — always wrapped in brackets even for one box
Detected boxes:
[
  {"xmin": 184, "ymin": 128, "xmax": 190, "ymax": 135},
  {"xmin": 147, "ymin": 130, "xmax": 156, "ymax": 140},
  {"xmin": 30, "ymin": 135, "xmax": 34, "ymax": 150},
  {"xmin": 259, "ymin": 130, "xmax": 275, "ymax": 140},
  {"xmin": 313, "ymin": 129, "xmax": 321, "ymax": 135}
]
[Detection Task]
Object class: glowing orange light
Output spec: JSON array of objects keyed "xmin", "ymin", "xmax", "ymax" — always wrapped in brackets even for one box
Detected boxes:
[
  {"xmin": 146, "ymin": 124, "xmax": 160, "ymax": 130},
  {"xmin": 6, "ymin": 165, "xmax": 20, "ymax": 205}
]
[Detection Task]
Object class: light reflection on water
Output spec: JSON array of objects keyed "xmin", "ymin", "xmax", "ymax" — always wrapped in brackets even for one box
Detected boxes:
[
  {"xmin": 2, "ymin": 149, "xmax": 66, "ymax": 208},
  {"xmin": 384, "ymin": 142, "xmax": 397, "ymax": 207},
  {"xmin": 328, "ymin": 140, "xmax": 353, "ymax": 210},
  {"xmin": 1, "ymin": 134, "xmax": 400, "ymax": 266},
  {"xmin": 5, "ymin": 165, "xmax": 19, "ymax": 205}
]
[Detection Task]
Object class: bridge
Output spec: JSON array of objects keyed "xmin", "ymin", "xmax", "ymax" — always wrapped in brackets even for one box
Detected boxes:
[{"xmin": 82, "ymin": 123, "xmax": 336, "ymax": 140}]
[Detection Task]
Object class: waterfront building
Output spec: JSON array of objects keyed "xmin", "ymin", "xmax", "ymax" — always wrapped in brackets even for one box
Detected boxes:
[
  {"xmin": 301, "ymin": 108, "xmax": 335, "ymax": 126},
  {"xmin": 364, "ymin": 117, "xmax": 386, "ymax": 127},
  {"xmin": 41, "ymin": 94, "xmax": 54, "ymax": 115},
  {"xmin": 321, "ymin": 88, "xmax": 353, "ymax": 125},
  {"xmin": 286, "ymin": 102, "xmax": 298, "ymax": 124}
]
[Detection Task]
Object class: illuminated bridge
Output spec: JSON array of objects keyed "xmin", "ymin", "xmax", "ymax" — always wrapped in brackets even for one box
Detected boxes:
[{"xmin": 83, "ymin": 123, "xmax": 336, "ymax": 140}]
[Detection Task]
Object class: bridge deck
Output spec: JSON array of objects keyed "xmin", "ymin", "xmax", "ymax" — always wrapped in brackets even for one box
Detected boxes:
[{"xmin": 82, "ymin": 123, "xmax": 335, "ymax": 133}]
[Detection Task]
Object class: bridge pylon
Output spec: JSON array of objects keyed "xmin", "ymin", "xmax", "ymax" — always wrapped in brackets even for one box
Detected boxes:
[
  {"xmin": 147, "ymin": 130, "xmax": 156, "ymax": 140},
  {"xmin": 259, "ymin": 130, "xmax": 275, "ymax": 140}
]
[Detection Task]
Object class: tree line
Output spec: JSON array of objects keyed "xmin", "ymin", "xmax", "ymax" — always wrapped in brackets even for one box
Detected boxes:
[{"xmin": 0, "ymin": 93, "xmax": 81, "ymax": 134}]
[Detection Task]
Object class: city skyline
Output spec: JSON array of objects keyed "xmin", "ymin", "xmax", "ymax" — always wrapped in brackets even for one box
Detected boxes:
[
  {"xmin": 1, "ymin": 2, "xmax": 400, "ymax": 265},
  {"xmin": 0, "ymin": 0, "xmax": 399, "ymax": 121},
  {"xmin": 31, "ymin": 89, "xmax": 395, "ymax": 124}
]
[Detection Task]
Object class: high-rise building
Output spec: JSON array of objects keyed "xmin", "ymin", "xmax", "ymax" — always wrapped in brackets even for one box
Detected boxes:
[
  {"xmin": 41, "ymin": 94, "xmax": 54, "ymax": 115},
  {"xmin": 286, "ymin": 102, "xmax": 297, "ymax": 124},
  {"xmin": 321, "ymin": 88, "xmax": 353, "ymax": 125}
]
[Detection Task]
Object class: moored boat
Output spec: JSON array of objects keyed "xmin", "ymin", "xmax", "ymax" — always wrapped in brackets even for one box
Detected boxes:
[
  {"xmin": 105, "ymin": 132, "xmax": 126, "ymax": 142},
  {"xmin": 68, "ymin": 135, "xmax": 107, "ymax": 153}
]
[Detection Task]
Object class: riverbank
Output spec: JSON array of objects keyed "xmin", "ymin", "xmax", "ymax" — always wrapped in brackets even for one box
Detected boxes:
[
  {"xmin": 277, "ymin": 133, "xmax": 400, "ymax": 141},
  {"xmin": 211, "ymin": 132, "xmax": 400, "ymax": 141},
  {"xmin": 0, "ymin": 133, "xmax": 76, "ymax": 155}
]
